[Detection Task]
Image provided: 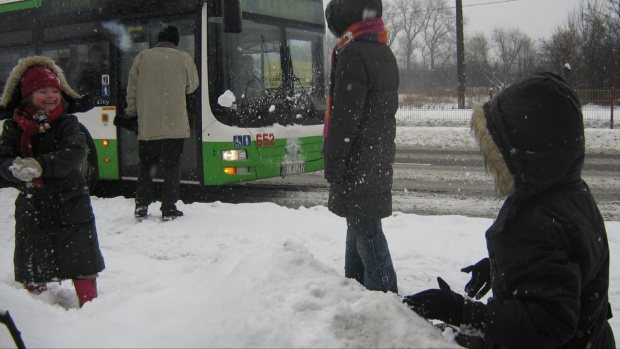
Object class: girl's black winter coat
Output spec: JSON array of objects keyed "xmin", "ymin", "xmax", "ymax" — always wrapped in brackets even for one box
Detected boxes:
[
  {"xmin": 478, "ymin": 183, "xmax": 615, "ymax": 348},
  {"xmin": 464, "ymin": 73, "xmax": 615, "ymax": 348},
  {"xmin": 0, "ymin": 113, "xmax": 105, "ymax": 283}
]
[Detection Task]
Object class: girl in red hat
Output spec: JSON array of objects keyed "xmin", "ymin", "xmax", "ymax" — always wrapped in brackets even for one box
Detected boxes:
[{"xmin": 0, "ymin": 56, "xmax": 105, "ymax": 308}]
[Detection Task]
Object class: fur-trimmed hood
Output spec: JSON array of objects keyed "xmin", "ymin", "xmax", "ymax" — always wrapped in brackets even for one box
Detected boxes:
[
  {"xmin": 0, "ymin": 56, "xmax": 92, "ymax": 118},
  {"xmin": 471, "ymin": 72, "xmax": 584, "ymax": 199},
  {"xmin": 471, "ymin": 104, "xmax": 515, "ymax": 197}
]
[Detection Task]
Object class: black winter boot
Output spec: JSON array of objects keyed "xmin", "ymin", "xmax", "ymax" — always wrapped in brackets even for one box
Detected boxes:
[
  {"xmin": 134, "ymin": 205, "xmax": 148, "ymax": 219},
  {"xmin": 162, "ymin": 208, "xmax": 183, "ymax": 221}
]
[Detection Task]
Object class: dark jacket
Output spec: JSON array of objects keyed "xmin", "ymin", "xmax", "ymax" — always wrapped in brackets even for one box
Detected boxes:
[
  {"xmin": 0, "ymin": 56, "xmax": 104, "ymax": 283},
  {"xmin": 324, "ymin": 0, "xmax": 399, "ymax": 218},
  {"xmin": 465, "ymin": 72, "xmax": 614, "ymax": 348},
  {"xmin": 0, "ymin": 114, "xmax": 105, "ymax": 282}
]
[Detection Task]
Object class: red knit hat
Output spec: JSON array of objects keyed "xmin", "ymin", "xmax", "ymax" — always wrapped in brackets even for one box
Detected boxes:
[{"xmin": 20, "ymin": 66, "xmax": 62, "ymax": 97}]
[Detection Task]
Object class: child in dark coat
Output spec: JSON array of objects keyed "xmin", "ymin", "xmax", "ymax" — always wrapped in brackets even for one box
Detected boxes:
[
  {"xmin": 403, "ymin": 72, "xmax": 615, "ymax": 348},
  {"xmin": 0, "ymin": 56, "xmax": 105, "ymax": 308},
  {"xmin": 323, "ymin": 0, "xmax": 399, "ymax": 294}
]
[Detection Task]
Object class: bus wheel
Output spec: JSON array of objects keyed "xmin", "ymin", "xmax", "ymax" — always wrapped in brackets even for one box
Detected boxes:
[{"xmin": 79, "ymin": 123, "xmax": 99, "ymax": 192}]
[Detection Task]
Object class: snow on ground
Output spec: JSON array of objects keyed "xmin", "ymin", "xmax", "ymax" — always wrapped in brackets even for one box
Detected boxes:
[
  {"xmin": 0, "ymin": 191, "xmax": 618, "ymax": 348},
  {"xmin": 395, "ymin": 125, "xmax": 620, "ymax": 153},
  {"xmin": 395, "ymin": 107, "xmax": 620, "ymax": 152},
  {"xmin": 0, "ymin": 111, "xmax": 618, "ymax": 348}
]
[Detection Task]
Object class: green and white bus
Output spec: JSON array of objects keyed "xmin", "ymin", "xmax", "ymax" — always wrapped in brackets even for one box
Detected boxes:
[{"xmin": 0, "ymin": 0, "xmax": 326, "ymax": 188}]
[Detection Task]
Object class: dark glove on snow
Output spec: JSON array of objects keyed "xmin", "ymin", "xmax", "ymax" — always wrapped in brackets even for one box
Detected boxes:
[
  {"xmin": 461, "ymin": 258, "xmax": 491, "ymax": 299},
  {"xmin": 402, "ymin": 277, "xmax": 465, "ymax": 326}
]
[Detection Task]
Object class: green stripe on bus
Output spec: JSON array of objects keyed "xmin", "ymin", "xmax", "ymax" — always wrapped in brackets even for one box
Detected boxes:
[
  {"xmin": 94, "ymin": 139, "xmax": 119, "ymax": 179},
  {"xmin": 0, "ymin": 0, "xmax": 42, "ymax": 12},
  {"xmin": 203, "ymin": 135, "xmax": 324, "ymax": 185}
]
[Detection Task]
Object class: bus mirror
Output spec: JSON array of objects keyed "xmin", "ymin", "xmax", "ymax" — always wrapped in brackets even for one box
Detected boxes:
[{"xmin": 223, "ymin": 0, "xmax": 242, "ymax": 33}]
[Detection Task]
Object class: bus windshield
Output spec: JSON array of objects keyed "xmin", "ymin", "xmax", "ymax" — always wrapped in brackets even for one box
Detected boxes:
[{"xmin": 207, "ymin": 16, "xmax": 326, "ymax": 128}]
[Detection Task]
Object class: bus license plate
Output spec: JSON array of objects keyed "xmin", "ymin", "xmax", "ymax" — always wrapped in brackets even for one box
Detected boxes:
[{"xmin": 281, "ymin": 162, "xmax": 305, "ymax": 177}]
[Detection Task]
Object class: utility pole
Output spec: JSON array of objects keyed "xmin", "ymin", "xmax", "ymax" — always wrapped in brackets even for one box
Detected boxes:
[{"xmin": 456, "ymin": 0, "xmax": 466, "ymax": 109}]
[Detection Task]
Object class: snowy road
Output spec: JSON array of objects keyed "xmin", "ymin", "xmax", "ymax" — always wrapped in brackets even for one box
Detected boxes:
[
  {"xmin": 392, "ymin": 147, "xmax": 620, "ymax": 219},
  {"xmin": 225, "ymin": 146, "xmax": 620, "ymax": 220}
]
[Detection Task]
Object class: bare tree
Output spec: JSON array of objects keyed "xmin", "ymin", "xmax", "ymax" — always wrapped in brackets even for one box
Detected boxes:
[
  {"xmin": 392, "ymin": 0, "xmax": 424, "ymax": 72},
  {"xmin": 578, "ymin": 1, "xmax": 607, "ymax": 86},
  {"xmin": 514, "ymin": 36, "xmax": 537, "ymax": 77},
  {"xmin": 604, "ymin": 0, "xmax": 620, "ymax": 87},
  {"xmin": 419, "ymin": 0, "xmax": 455, "ymax": 73},
  {"xmin": 466, "ymin": 32, "xmax": 502, "ymax": 88},
  {"xmin": 541, "ymin": 0, "xmax": 620, "ymax": 88},
  {"xmin": 492, "ymin": 28, "xmax": 533, "ymax": 87},
  {"xmin": 541, "ymin": 15, "xmax": 581, "ymax": 82},
  {"xmin": 382, "ymin": 1, "xmax": 400, "ymax": 46}
]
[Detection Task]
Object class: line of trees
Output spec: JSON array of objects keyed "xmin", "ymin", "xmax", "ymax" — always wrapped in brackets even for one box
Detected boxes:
[
  {"xmin": 543, "ymin": 0, "xmax": 620, "ymax": 89},
  {"xmin": 325, "ymin": 0, "xmax": 620, "ymax": 91}
]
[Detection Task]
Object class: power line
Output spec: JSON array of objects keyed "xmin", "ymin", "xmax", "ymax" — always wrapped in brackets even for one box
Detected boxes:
[
  {"xmin": 442, "ymin": 0, "xmax": 522, "ymax": 12},
  {"xmin": 386, "ymin": 0, "xmax": 521, "ymax": 15},
  {"xmin": 463, "ymin": 0, "xmax": 520, "ymax": 10}
]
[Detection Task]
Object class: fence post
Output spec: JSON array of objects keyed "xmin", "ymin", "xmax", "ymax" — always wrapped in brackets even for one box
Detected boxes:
[{"xmin": 611, "ymin": 88, "xmax": 615, "ymax": 130}]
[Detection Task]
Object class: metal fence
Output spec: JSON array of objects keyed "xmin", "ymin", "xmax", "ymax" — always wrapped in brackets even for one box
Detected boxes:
[{"xmin": 397, "ymin": 89, "xmax": 617, "ymax": 128}]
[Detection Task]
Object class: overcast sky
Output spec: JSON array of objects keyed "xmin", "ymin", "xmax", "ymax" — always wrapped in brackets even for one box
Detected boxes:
[
  {"xmin": 322, "ymin": 0, "xmax": 585, "ymax": 41},
  {"xmin": 462, "ymin": 0, "xmax": 584, "ymax": 40}
]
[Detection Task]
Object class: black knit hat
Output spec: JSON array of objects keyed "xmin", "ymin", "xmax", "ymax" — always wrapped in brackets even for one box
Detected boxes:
[
  {"xmin": 158, "ymin": 26, "xmax": 180, "ymax": 46},
  {"xmin": 325, "ymin": 0, "xmax": 383, "ymax": 37}
]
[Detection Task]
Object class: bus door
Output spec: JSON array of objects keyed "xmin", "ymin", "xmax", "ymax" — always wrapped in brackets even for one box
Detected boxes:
[
  {"xmin": 41, "ymin": 36, "xmax": 118, "ymax": 180},
  {"xmin": 117, "ymin": 18, "xmax": 202, "ymax": 184}
]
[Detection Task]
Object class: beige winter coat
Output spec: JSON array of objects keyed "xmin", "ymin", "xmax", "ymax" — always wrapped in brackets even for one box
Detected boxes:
[{"xmin": 125, "ymin": 42, "xmax": 199, "ymax": 140}]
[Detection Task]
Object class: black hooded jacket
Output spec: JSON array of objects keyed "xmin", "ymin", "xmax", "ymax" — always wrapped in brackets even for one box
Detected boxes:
[
  {"xmin": 323, "ymin": 0, "xmax": 399, "ymax": 218},
  {"xmin": 465, "ymin": 72, "xmax": 614, "ymax": 348}
]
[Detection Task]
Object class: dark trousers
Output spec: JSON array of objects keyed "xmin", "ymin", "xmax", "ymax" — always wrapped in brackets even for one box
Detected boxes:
[
  {"xmin": 135, "ymin": 139, "xmax": 184, "ymax": 212},
  {"xmin": 345, "ymin": 218, "xmax": 398, "ymax": 293}
]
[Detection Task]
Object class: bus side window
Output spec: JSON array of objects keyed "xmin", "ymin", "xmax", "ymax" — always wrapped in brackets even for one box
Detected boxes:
[
  {"xmin": 77, "ymin": 44, "xmax": 110, "ymax": 97},
  {"xmin": 42, "ymin": 42, "xmax": 111, "ymax": 105}
]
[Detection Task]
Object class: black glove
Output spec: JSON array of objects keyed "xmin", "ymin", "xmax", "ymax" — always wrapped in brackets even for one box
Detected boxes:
[
  {"xmin": 461, "ymin": 258, "xmax": 491, "ymax": 300},
  {"xmin": 66, "ymin": 93, "xmax": 94, "ymax": 113},
  {"xmin": 113, "ymin": 113, "xmax": 138, "ymax": 133},
  {"xmin": 402, "ymin": 277, "xmax": 465, "ymax": 326}
]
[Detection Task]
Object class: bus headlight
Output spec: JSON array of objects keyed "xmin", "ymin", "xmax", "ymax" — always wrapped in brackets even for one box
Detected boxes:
[{"xmin": 222, "ymin": 149, "xmax": 247, "ymax": 161}]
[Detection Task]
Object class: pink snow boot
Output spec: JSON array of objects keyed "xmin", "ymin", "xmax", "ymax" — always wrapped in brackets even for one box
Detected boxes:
[{"xmin": 73, "ymin": 278, "xmax": 98, "ymax": 307}]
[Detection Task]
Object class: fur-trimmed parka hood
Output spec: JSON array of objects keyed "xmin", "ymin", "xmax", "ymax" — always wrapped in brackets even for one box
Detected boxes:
[
  {"xmin": 0, "ymin": 56, "xmax": 92, "ymax": 119},
  {"xmin": 471, "ymin": 72, "xmax": 585, "ymax": 199}
]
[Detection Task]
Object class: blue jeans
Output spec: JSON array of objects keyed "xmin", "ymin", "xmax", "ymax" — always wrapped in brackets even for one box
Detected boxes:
[{"xmin": 345, "ymin": 218, "xmax": 398, "ymax": 293}]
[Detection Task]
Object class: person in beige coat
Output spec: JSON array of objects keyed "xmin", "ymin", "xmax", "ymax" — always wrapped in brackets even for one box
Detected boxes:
[{"xmin": 126, "ymin": 25, "xmax": 199, "ymax": 221}]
